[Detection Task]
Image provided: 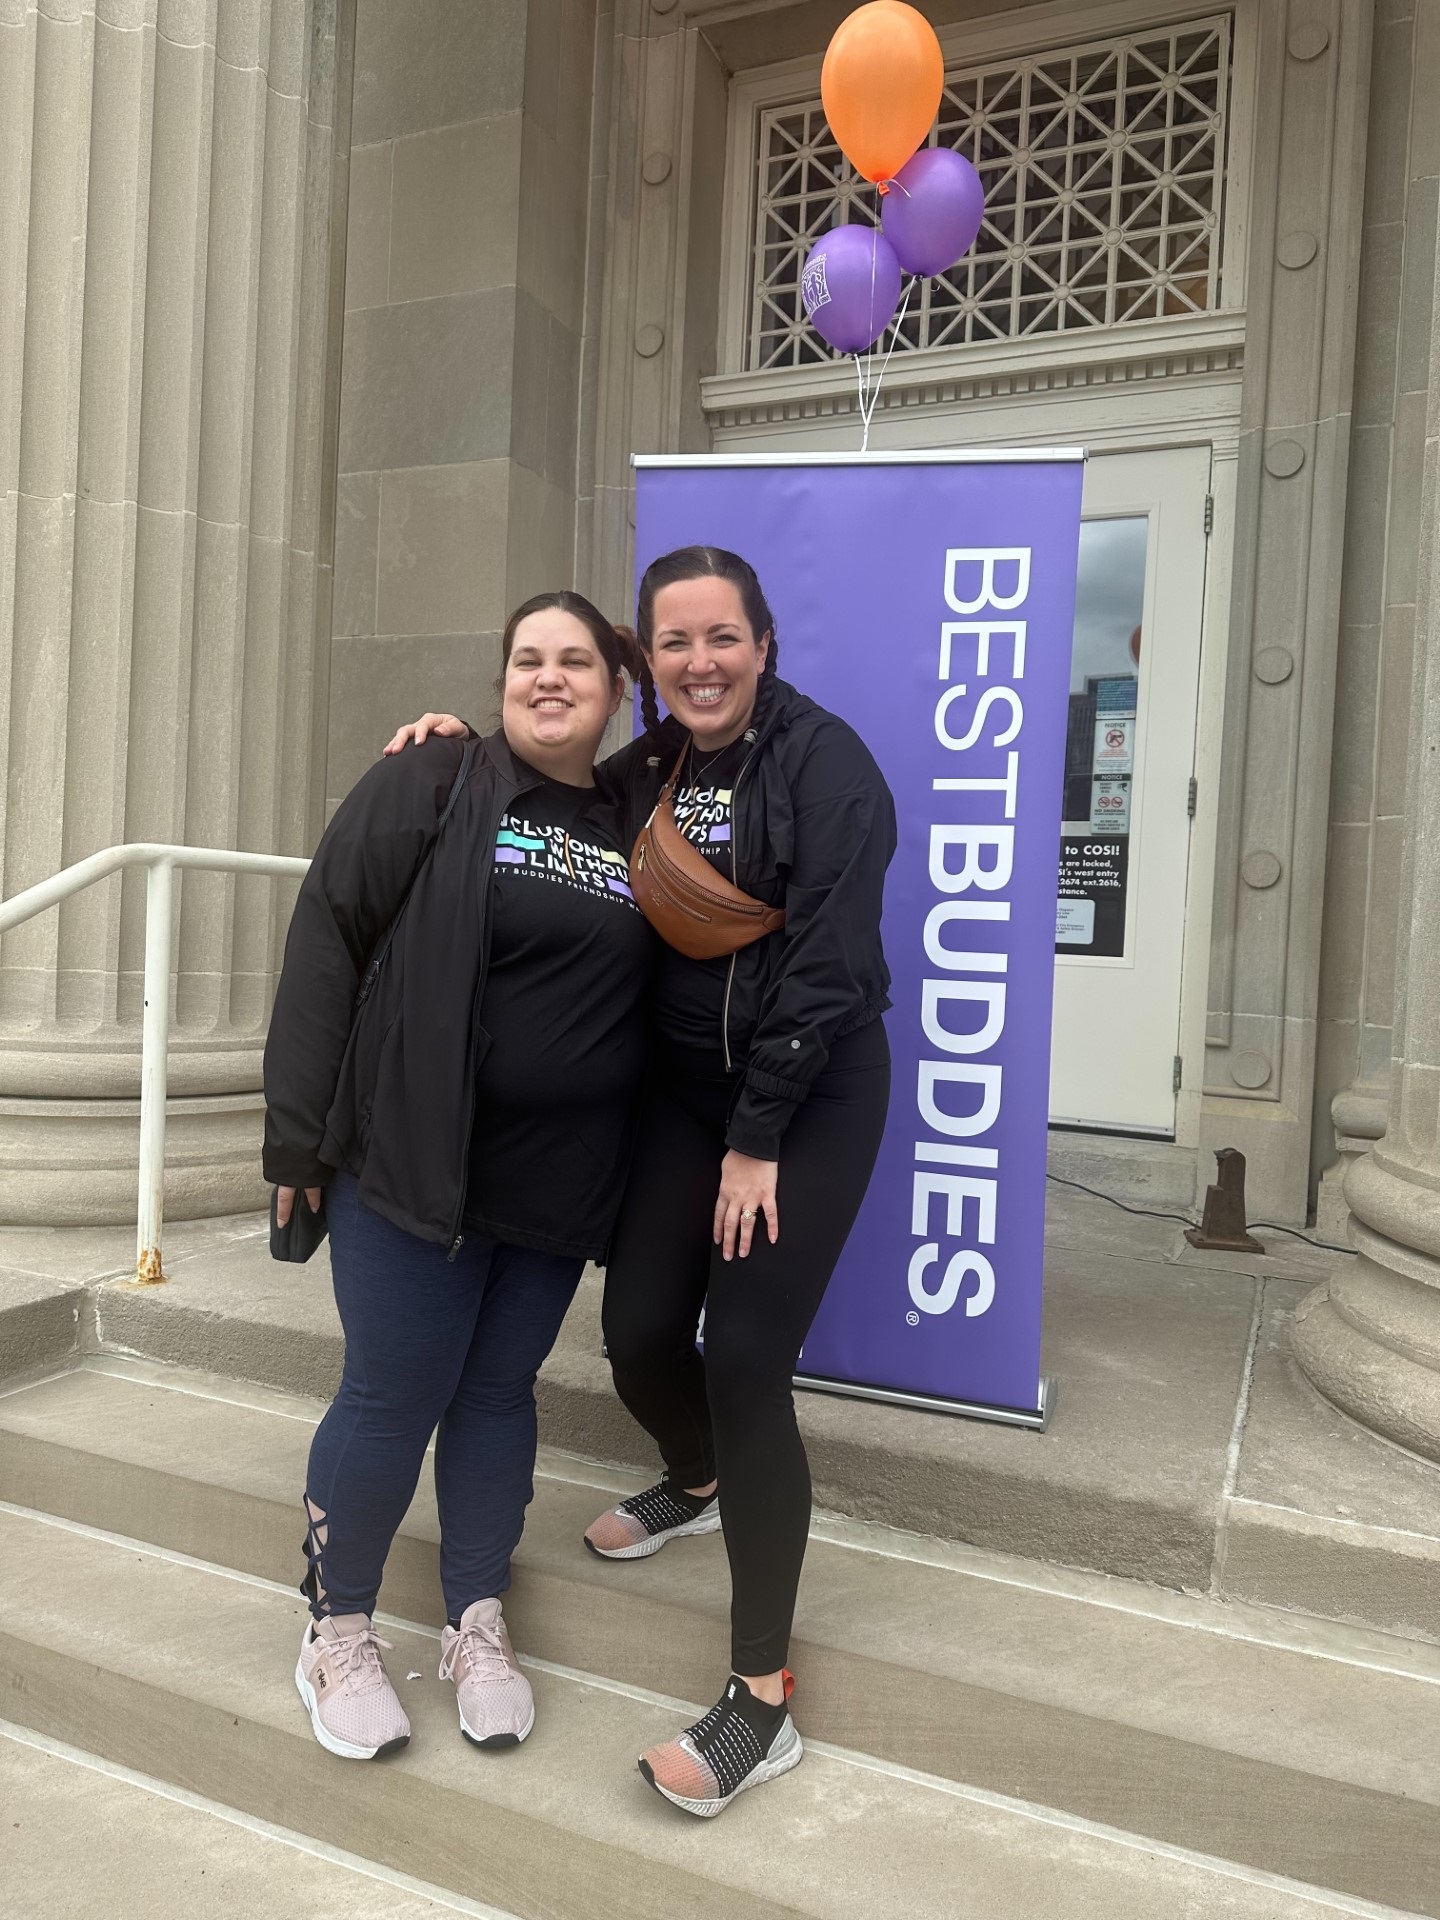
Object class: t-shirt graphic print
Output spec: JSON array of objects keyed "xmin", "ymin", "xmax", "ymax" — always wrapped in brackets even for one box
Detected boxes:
[
  {"xmin": 494, "ymin": 813, "xmax": 638, "ymax": 905},
  {"xmin": 464, "ymin": 775, "xmax": 652, "ymax": 1260},
  {"xmin": 654, "ymin": 736, "xmax": 749, "ymax": 1050},
  {"xmin": 669, "ymin": 779, "xmax": 733, "ymax": 867}
]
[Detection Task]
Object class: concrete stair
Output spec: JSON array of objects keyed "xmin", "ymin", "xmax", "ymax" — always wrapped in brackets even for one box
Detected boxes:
[{"xmin": 2, "ymin": 1356, "xmax": 1437, "ymax": 1918}]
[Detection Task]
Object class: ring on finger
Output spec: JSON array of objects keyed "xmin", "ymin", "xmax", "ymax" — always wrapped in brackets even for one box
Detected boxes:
[{"xmin": 741, "ymin": 1206, "xmax": 757, "ymax": 1222}]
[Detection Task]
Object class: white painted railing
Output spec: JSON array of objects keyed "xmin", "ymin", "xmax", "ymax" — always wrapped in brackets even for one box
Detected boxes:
[{"xmin": 0, "ymin": 845, "xmax": 311, "ymax": 1284}]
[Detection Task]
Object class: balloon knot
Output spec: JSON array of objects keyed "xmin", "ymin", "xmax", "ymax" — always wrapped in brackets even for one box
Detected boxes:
[{"xmin": 877, "ymin": 179, "xmax": 892, "ymax": 196}]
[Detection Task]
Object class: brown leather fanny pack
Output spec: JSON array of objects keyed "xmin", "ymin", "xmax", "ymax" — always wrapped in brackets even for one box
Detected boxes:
[{"xmin": 628, "ymin": 741, "xmax": 786, "ymax": 959}]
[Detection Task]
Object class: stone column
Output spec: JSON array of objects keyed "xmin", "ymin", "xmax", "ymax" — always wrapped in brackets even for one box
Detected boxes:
[
  {"xmin": 1314, "ymin": 0, "xmax": 1435, "ymax": 1239},
  {"xmin": 0, "ymin": 0, "xmax": 350, "ymax": 1222},
  {"xmin": 1294, "ymin": 133, "xmax": 1440, "ymax": 1460}
]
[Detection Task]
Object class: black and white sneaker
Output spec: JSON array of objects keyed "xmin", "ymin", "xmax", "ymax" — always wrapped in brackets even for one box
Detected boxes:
[
  {"xmin": 584, "ymin": 1478, "xmax": 722, "ymax": 1560},
  {"xmin": 639, "ymin": 1673, "xmax": 801, "ymax": 1817}
]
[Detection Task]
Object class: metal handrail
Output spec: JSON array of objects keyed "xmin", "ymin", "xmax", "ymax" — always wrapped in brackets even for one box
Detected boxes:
[{"xmin": 0, "ymin": 844, "xmax": 311, "ymax": 1283}]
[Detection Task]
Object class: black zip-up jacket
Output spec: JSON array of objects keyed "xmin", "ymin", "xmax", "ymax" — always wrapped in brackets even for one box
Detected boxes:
[
  {"xmin": 598, "ymin": 674, "xmax": 896, "ymax": 1153},
  {"xmin": 264, "ymin": 730, "xmax": 550, "ymax": 1247}
]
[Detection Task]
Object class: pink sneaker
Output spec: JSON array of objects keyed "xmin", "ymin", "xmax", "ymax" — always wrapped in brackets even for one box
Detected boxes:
[
  {"xmin": 294, "ymin": 1613, "xmax": 411, "ymax": 1760},
  {"xmin": 439, "ymin": 1598, "xmax": 535, "ymax": 1749}
]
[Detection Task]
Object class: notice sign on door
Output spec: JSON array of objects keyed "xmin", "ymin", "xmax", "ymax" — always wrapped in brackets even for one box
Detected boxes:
[{"xmin": 1057, "ymin": 837, "xmax": 1129, "ymax": 956}]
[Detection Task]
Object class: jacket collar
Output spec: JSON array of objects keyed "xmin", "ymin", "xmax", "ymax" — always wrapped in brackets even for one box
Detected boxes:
[{"xmin": 476, "ymin": 727, "xmax": 550, "ymax": 791}]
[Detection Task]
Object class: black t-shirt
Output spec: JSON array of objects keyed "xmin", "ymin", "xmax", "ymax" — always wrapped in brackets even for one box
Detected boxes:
[
  {"xmin": 464, "ymin": 774, "xmax": 653, "ymax": 1259},
  {"xmin": 653, "ymin": 736, "xmax": 750, "ymax": 1052}
]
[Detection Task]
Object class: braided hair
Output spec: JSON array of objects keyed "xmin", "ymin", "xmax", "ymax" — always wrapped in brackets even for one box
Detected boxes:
[{"xmin": 634, "ymin": 546, "xmax": 778, "ymax": 739}]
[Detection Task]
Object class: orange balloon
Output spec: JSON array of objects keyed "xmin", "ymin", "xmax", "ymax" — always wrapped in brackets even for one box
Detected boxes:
[{"xmin": 822, "ymin": 1, "xmax": 944, "ymax": 185}]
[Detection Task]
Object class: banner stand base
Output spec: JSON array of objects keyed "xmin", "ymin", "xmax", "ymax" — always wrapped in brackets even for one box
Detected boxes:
[{"xmin": 794, "ymin": 1371, "xmax": 1057, "ymax": 1433}]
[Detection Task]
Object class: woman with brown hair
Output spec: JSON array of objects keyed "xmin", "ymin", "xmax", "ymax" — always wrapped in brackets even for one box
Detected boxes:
[{"xmin": 266, "ymin": 592, "xmax": 653, "ymax": 1763}]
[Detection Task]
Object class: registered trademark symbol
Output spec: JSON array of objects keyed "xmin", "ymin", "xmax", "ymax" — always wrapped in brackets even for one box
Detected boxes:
[{"xmin": 906, "ymin": 1310, "xmax": 920, "ymax": 1327}]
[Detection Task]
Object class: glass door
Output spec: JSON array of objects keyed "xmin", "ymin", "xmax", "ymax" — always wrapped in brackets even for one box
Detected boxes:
[{"xmin": 1049, "ymin": 446, "xmax": 1211, "ymax": 1133}]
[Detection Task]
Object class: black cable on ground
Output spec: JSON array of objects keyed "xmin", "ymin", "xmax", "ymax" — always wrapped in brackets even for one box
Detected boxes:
[{"xmin": 1044, "ymin": 1171, "xmax": 1355, "ymax": 1255}]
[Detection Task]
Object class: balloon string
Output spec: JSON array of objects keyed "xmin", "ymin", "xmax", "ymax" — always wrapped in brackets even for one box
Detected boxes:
[{"xmin": 855, "ymin": 276, "xmax": 913, "ymax": 454}]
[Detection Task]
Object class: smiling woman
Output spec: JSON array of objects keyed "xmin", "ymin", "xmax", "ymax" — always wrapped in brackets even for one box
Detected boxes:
[{"xmin": 263, "ymin": 588, "xmax": 655, "ymax": 1768}]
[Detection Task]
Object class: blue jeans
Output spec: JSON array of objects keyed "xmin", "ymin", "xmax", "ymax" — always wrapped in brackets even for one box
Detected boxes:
[{"xmin": 302, "ymin": 1172, "xmax": 583, "ymax": 1622}]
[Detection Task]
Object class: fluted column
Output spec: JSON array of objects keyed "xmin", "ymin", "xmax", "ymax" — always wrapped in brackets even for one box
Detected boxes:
[
  {"xmin": 1294, "ymin": 156, "xmax": 1440, "ymax": 1459},
  {"xmin": 0, "ymin": 0, "xmax": 349, "ymax": 1223}
]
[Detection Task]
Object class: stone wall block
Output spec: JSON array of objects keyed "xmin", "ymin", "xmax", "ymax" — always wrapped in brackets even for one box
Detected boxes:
[
  {"xmin": 508, "ymin": 284, "xmax": 552, "ymax": 480},
  {"xmin": 522, "ymin": 0, "xmax": 561, "ymax": 135},
  {"xmin": 557, "ymin": 0, "xmax": 596, "ymax": 166},
  {"xmin": 505, "ymin": 461, "xmax": 574, "ymax": 609},
  {"xmin": 388, "ymin": 114, "xmax": 522, "ymax": 304},
  {"xmin": 336, "ymin": 288, "xmax": 515, "ymax": 472},
  {"xmin": 1328, "ymin": 621, "xmax": 1381, "ymax": 824},
  {"xmin": 1377, "ymin": 602, "xmax": 1416, "ymax": 817},
  {"xmin": 1361, "ymin": 13, "xmax": 1415, "ymax": 228},
  {"xmin": 374, "ymin": 459, "xmax": 509, "ymax": 638},
  {"xmin": 1398, "ymin": 174, "xmax": 1440, "ymax": 397},
  {"xmin": 331, "ymin": 468, "xmax": 377, "ymax": 634},
  {"xmin": 349, "ymin": 0, "xmax": 525, "ymax": 145},
  {"xmin": 341, "ymin": 138, "xmax": 389, "ymax": 310},
  {"xmin": 517, "ymin": 111, "xmax": 589, "ymax": 335},
  {"xmin": 1409, "ymin": 0, "xmax": 1440, "ymax": 181},
  {"xmin": 325, "ymin": 632, "xmax": 500, "ymax": 807},
  {"xmin": 1352, "ymin": 220, "xmax": 1403, "ymax": 429},
  {"xmin": 1337, "ymin": 421, "xmax": 1390, "ymax": 625},
  {"xmin": 1384, "ymin": 386, "xmax": 1427, "ymax": 606},
  {"xmin": 545, "ymin": 310, "xmax": 581, "ymax": 488},
  {"xmin": 1364, "ymin": 811, "xmax": 1404, "ymax": 1027}
]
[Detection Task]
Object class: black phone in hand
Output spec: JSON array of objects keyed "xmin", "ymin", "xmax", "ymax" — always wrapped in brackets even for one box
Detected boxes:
[{"xmin": 269, "ymin": 1185, "xmax": 328, "ymax": 1263}]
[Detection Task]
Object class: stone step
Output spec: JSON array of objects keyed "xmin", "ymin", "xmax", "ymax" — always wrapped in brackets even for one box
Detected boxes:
[
  {"xmin": 76, "ymin": 1233, "xmax": 1440, "ymax": 1654},
  {"xmin": 0, "ymin": 1270, "xmax": 85, "ymax": 1383},
  {"xmin": 0, "ymin": 1500, "xmax": 1423, "ymax": 1920},
  {"xmin": 0, "ymin": 1724, "xmax": 489, "ymax": 1920},
  {"xmin": 2, "ymin": 1357, "xmax": 1438, "ymax": 1912}
]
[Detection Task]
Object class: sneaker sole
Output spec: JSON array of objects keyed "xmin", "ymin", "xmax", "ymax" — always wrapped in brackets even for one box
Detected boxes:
[
  {"xmin": 583, "ymin": 1507, "xmax": 723, "ymax": 1561},
  {"xmin": 458, "ymin": 1697, "xmax": 536, "ymax": 1751},
  {"xmin": 638, "ymin": 1726, "xmax": 804, "ymax": 1819},
  {"xmin": 294, "ymin": 1656, "xmax": 410, "ymax": 1762}
]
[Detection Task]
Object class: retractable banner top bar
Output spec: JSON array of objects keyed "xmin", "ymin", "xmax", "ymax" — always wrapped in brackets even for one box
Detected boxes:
[{"xmin": 634, "ymin": 450, "xmax": 1084, "ymax": 1425}]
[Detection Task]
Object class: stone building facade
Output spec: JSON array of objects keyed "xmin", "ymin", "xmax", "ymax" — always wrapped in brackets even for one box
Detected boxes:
[{"xmin": 2, "ymin": 0, "xmax": 1440, "ymax": 1458}]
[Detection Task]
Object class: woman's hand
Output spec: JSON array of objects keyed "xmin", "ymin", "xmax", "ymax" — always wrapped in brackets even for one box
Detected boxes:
[
  {"xmin": 276, "ymin": 1184, "xmax": 323, "ymax": 1226},
  {"xmin": 714, "ymin": 1150, "xmax": 779, "ymax": 1261},
  {"xmin": 382, "ymin": 713, "xmax": 467, "ymax": 756}
]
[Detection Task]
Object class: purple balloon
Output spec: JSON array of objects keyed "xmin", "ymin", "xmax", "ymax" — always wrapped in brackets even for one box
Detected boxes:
[
  {"xmin": 801, "ymin": 225, "xmax": 903, "ymax": 355},
  {"xmin": 881, "ymin": 148, "xmax": 985, "ymax": 278}
]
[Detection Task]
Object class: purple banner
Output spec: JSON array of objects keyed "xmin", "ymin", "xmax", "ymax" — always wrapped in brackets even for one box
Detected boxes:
[{"xmin": 635, "ymin": 454, "xmax": 1083, "ymax": 1417}]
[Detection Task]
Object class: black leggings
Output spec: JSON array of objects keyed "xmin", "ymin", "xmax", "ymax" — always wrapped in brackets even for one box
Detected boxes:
[{"xmin": 602, "ymin": 1019, "xmax": 891, "ymax": 1673}]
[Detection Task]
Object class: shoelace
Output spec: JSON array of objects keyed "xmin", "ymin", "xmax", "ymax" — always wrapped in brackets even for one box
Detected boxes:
[
  {"xmin": 325, "ymin": 1625, "xmax": 395, "ymax": 1690},
  {"xmin": 440, "ymin": 1618, "xmax": 512, "ymax": 1686}
]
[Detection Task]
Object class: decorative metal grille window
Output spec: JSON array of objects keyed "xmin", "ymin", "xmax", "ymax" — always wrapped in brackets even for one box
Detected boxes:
[{"xmin": 747, "ymin": 17, "xmax": 1232, "ymax": 371}]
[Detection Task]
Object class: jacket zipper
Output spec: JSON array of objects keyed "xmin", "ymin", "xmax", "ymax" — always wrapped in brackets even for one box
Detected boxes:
[
  {"xmin": 721, "ymin": 730, "xmax": 761, "ymax": 1073},
  {"xmin": 447, "ymin": 764, "xmax": 541, "ymax": 1259}
]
